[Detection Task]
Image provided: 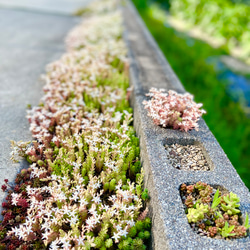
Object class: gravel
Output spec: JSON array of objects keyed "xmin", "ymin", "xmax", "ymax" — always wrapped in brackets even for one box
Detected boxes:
[{"xmin": 165, "ymin": 143, "xmax": 210, "ymax": 171}]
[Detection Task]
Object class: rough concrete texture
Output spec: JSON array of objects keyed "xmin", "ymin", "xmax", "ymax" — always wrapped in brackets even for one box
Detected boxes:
[
  {"xmin": 123, "ymin": 1, "xmax": 250, "ymax": 249},
  {"xmin": 0, "ymin": 1, "xmax": 91, "ymax": 215}
]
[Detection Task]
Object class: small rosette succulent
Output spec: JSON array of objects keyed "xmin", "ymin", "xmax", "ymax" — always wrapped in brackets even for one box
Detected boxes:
[
  {"xmin": 187, "ymin": 204, "xmax": 209, "ymax": 223},
  {"xmin": 221, "ymin": 192, "xmax": 241, "ymax": 215}
]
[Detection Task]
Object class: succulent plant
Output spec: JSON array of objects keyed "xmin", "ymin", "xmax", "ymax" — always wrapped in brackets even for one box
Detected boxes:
[
  {"xmin": 233, "ymin": 226, "xmax": 247, "ymax": 237},
  {"xmin": 180, "ymin": 183, "xmax": 187, "ymax": 191},
  {"xmin": 187, "ymin": 204, "xmax": 209, "ymax": 223},
  {"xmin": 141, "ymin": 188, "xmax": 149, "ymax": 201},
  {"xmin": 194, "ymin": 181, "xmax": 207, "ymax": 191},
  {"xmin": 220, "ymin": 222, "xmax": 236, "ymax": 238},
  {"xmin": 185, "ymin": 195, "xmax": 194, "ymax": 208},
  {"xmin": 208, "ymin": 226, "xmax": 217, "ymax": 237},
  {"xmin": 215, "ymin": 218, "xmax": 225, "ymax": 228},
  {"xmin": 143, "ymin": 88, "xmax": 206, "ymax": 132},
  {"xmin": 199, "ymin": 185, "xmax": 213, "ymax": 198},
  {"xmin": 105, "ymin": 238, "xmax": 113, "ymax": 248},
  {"xmin": 221, "ymin": 192, "xmax": 241, "ymax": 215},
  {"xmin": 244, "ymin": 212, "xmax": 250, "ymax": 230},
  {"xmin": 0, "ymin": 0, "xmax": 152, "ymax": 249},
  {"xmin": 181, "ymin": 182, "xmax": 249, "ymax": 239},
  {"xmin": 211, "ymin": 189, "xmax": 221, "ymax": 209},
  {"xmin": 186, "ymin": 184, "xmax": 194, "ymax": 194}
]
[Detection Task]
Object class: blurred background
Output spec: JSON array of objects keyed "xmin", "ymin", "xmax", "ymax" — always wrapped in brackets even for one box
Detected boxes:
[{"xmin": 132, "ymin": 0, "xmax": 250, "ymax": 189}]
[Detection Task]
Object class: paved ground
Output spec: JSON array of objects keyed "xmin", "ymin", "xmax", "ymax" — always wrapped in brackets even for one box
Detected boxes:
[
  {"xmin": 0, "ymin": 0, "xmax": 90, "ymax": 214},
  {"xmin": 0, "ymin": 0, "xmax": 91, "ymax": 15}
]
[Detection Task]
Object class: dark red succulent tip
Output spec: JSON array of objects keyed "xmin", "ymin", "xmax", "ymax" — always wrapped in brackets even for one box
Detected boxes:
[
  {"xmin": 1, "ymin": 184, "xmax": 7, "ymax": 192},
  {"xmin": 17, "ymin": 198, "xmax": 29, "ymax": 208},
  {"xmin": 2, "ymin": 202, "xmax": 9, "ymax": 208}
]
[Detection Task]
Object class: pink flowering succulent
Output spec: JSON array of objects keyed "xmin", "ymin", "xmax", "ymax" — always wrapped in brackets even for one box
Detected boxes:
[
  {"xmin": 143, "ymin": 88, "xmax": 206, "ymax": 132},
  {"xmin": 0, "ymin": 0, "xmax": 151, "ymax": 249}
]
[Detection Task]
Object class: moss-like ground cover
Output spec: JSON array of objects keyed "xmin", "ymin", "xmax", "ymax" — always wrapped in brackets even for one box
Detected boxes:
[{"xmin": 0, "ymin": 1, "xmax": 151, "ymax": 249}]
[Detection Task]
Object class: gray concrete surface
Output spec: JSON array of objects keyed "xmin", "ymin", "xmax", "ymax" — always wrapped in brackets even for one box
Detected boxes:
[
  {"xmin": 0, "ymin": 0, "xmax": 91, "ymax": 15},
  {"xmin": 123, "ymin": 0, "xmax": 250, "ymax": 249},
  {"xmin": 0, "ymin": 1, "xmax": 90, "ymax": 215}
]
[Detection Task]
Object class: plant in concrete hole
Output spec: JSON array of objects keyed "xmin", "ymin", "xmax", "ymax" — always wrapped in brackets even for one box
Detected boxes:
[
  {"xmin": 0, "ymin": 0, "xmax": 151, "ymax": 249},
  {"xmin": 180, "ymin": 182, "xmax": 249, "ymax": 239},
  {"xmin": 143, "ymin": 88, "xmax": 206, "ymax": 132}
]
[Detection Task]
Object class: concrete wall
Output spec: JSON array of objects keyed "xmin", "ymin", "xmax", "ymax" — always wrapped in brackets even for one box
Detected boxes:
[{"xmin": 122, "ymin": 1, "xmax": 250, "ymax": 249}]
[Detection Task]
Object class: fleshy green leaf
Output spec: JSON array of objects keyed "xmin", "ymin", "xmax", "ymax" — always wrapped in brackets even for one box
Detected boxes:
[
  {"xmin": 215, "ymin": 211, "xmax": 223, "ymax": 219},
  {"xmin": 244, "ymin": 212, "xmax": 250, "ymax": 229},
  {"xmin": 211, "ymin": 189, "xmax": 221, "ymax": 209},
  {"xmin": 221, "ymin": 222, "xmax": 236, "ymax": 238}
]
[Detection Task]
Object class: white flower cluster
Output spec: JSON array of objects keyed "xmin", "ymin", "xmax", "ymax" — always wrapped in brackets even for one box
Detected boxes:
[
  {"xmin": 8, "ymin": 1, "xmax": 148, "ymax": 249},
  {"xmin": 143, "ymin": 88, "xmax": 206, "ymax": 132}
]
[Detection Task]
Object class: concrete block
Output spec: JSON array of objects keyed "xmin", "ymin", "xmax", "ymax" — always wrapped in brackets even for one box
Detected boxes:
[{"xmin": 123, "ymin": 1, "xmax": 250, "ymax": 249}]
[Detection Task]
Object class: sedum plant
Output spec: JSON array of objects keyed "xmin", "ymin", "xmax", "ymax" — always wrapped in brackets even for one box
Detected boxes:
[
  {"xmin": 221, "ymin": 222, "xmax": 236, "ymax": 238},
  {"xmin": 221, "ymin": 192, "xmax": 241, "ymax": 215},
  {"xmin": 143, "ymin": 88, "xmax": 206, "ymax": 132},
  {"xmin": 187, "ymin": 204, "xmax": 209, "ymax": 223},
  {"xmin": 0, "ymin": 0, "xmax": 151, "ymax": 249},
  {"xmin": 180, "ymin": 182, "xmax": 249, "ymax": 239}
]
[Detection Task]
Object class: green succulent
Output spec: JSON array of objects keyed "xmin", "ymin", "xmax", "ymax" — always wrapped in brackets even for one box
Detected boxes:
[
  {"xmin": 199, "ymin": 185, "xmax": 213, "ymax": 198},
  {"xmin": 144, "ymin": 231, "xmax": 150, "ymax": 239},
  {"xmin": 244, "ymin": 212, "xmax": 250, "ymax": 230},
  {"xmin": 194, "ymin": 181, "xmax": 207, "ymax": 191},
  {"xmin": 138, "ymin": 232, "xmax": 145, "ymax": 240},
  {"xmin": 220, "ymin": 221, "xmax": 236, "ymax": 238},
  {"xmin": 128, "ymin": 226, "xmax": 137, "ymax": 238},
  {"xmin": 143, "ymin": 217, "xmax": 151, "ymax": 230},
  {"xmin": 211, "ymin": 189, "xmax": 221, "ymax": 209},
  {"xmin": 105, "ymin": 239, "xmax": 113, "ymax": 248},
  {"xmin": 187, "ymin": 204, "xmax": 209, "ymax": 223},
  {"xmin": 94, "ymin": 237, "xmax": 103, "ymax": 248},
  {"xmin": 132, "ymin": 238, "xmax": 146, "ymax": 250},
  {"xmin": 135, "ymin": 221, "xmax": 144, "ymax": 231},
  {"xmin": 141, "ymin": 189, "xmax": 149, "ymax": 201},
  {"xmin": 118, "ymin": 239, "xmax": 131, "ymax": 250},
  {"xmin": 221, "ymin": 192, "xmax": 240, "ymax": 215}
]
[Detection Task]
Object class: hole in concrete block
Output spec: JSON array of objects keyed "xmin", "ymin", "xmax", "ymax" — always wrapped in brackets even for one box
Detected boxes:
[
  {"xmin": 164, "ymin": 139, "xmax": 214, "ymax": 171},
  {"xmin": 179, "ymin": 182, "xmax": 249, "ymax": 239}
]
